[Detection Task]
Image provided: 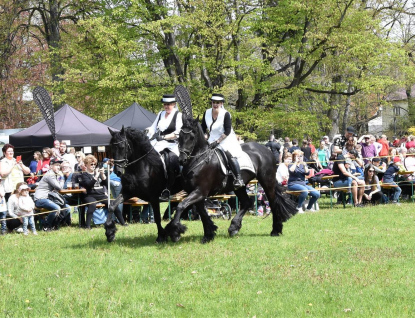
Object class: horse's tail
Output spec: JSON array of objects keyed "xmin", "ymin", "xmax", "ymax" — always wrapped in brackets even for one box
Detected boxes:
[{"xmin": 273, "ymin": 182, "xmax": 298, "ymax": 221}]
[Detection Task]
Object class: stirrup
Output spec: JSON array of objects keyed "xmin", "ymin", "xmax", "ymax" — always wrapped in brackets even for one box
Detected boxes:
[
  {"xmin": 159, "ymin": 189, "xmax": 170, "ymax": 201},
  {"xmin": 233, "ymin": 179, "xmax": 245, "ymax": 189}
]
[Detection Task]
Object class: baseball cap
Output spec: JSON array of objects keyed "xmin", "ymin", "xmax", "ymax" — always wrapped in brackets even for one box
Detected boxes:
[
  {"xmin": 18, "ymin": 184, "xmax": 30, "ymax": 192},
  {"xmin": 50, "ymin": 158, "xmax": 63, "ymax": 165},
  {"xmin": 393, "ymin": 156, "xmax": 401, "ymax": 163},
  {"xmin": 103, "ymin": 158, "xmax": 109, "ymax": 163},
  {"xmin": 323, "ymin": 136, "xmax": 329, "ymax": 140},
  {"xmin": 346, "ymin": 126, "xmax": 355, "ymax": 134},
  {"xmin": 372, "ymin": 157, "xmax": 381, "ymax": 162},
  {"xmin": 345, "ymin": 159, "xmax": 353, "ymax": 165}
]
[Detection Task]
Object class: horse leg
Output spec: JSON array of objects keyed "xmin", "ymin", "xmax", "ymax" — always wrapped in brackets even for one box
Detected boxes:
[
  {"xmin": 228, "ymin": 188, "xmax": 251, "ymax": 237},
  {"xmin": 165, "ymin": 189, "xmax": 204, "ymax": 242},
  {"xmin": 149, "ymin": 200, "xmax": 168, "ymax": 244},
  {"xmin": 105, "ymin": 194, "xmax": 123, "ymax": 242},
  {"xmin": 195, "ymin": 200, "xmax": 218, "ymax": 244}
]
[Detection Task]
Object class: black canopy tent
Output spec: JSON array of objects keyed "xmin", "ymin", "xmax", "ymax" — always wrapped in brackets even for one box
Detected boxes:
[
  {"xmin": 103, "ymin": 102, "xmax": 157, "ymax": 131},
  {"xmin": 10, "ymin": 104, "xmax": 117, "ymax": 148}
]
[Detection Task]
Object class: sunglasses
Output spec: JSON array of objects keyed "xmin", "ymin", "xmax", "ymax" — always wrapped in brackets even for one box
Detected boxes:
[
  {"xmin": 76, "ymin": 156, "xmax": 80, "ymax": 158},
  {"xmin": 90, "ymin": 163, "xmax": 96, "ymax": 166}
]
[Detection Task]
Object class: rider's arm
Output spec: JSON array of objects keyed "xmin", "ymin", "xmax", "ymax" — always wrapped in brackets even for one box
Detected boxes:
[
  {"xmin": 223, "ymin": 112, "xmax": 231, "ymax": 136},
  {"xmin": 146, "ymin": 111, "xmax": 162, "ymax": 138},
  {"xmin": 201, "ymin": 111, "xmax": 208, "ymax": 134}
]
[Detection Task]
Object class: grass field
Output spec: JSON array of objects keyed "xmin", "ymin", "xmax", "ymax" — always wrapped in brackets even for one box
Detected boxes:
[{"xmin": 1, "ymin": 199, "xmax": 414, "ymax": 317}]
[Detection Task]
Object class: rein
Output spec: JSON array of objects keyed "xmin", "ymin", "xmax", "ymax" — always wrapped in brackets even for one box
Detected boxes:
[
  {"xmin": 179, "ymin": 128, "xmax": 213, "ymax": 176},
  {"xmin": 113, "ymin": 137, "xmax": 154, "ymax": 169}
]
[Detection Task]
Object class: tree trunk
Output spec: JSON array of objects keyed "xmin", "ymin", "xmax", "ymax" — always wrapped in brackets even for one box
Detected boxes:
[
  {"xmin": 406, "ymin": 85, "xmax": 415, "ymax": 125},
  {"xmin": 328, "ymin": 75, "xmax": 342, "ymax": 139},
  {"xmin": 342, "ymin": 82, "xmax": 352, "ymax": 132}
]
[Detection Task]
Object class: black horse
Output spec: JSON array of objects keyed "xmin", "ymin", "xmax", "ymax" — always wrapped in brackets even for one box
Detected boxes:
[
  {"xmin": 105, "ymin": 127, "xmax": 196, "ymax": 243},
  {"xmin": 164, "ymin": 116, "xmax": 298, "ymax": 243}
]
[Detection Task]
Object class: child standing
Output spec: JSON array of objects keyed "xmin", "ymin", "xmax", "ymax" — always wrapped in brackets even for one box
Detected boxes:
[
  {"xmin": 52, "ymin": 140, "xmax": 63, "ymax": 160},
  {"xmin": 0, "ymin": 178, "xmax": 8, "ymax": 235},
  {"xmin": 17, "ymin": 184, "xmax": 37, "ymax": 235}
]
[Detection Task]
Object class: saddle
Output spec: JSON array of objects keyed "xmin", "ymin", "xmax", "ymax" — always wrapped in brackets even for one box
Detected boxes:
[
  {"xmin": 160, "ymin": 150, "xmax": 181, "ymax": 187},
  {"xmin": 215, "ymin": 148, "xmax": 232, "ymax": 176}
]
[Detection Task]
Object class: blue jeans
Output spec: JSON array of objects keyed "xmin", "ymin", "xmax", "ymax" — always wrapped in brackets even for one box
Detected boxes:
[
  {"xmin": 288, "ymin": 183, "xmax": 321, "ymax": 209},
  {"xmin": 22, "ymin": 215, "xmax": 35, "ymax": 233},
  {"xmin": 35, "ymin": 199, "xmax": 70, "ymax": 228},
  {"xmin": 110, "ymin": 180, "xmax": 123, "ymax": 213},
  {"xmin": 333, "ymin": 177, "xmax": 352, "ymax": 192},
  {"xmin": 383, "ymin": 179, "xmax": 402, "ymax": 201},
  {"xmin": 0, "ymin": 211, "xmax": 7, "ymax": 232}
]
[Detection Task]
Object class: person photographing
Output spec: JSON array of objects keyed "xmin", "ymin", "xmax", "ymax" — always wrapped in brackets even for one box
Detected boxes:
[{"xmin": 287, "ymin": 150, "xmax": 320, "ymax": 213}]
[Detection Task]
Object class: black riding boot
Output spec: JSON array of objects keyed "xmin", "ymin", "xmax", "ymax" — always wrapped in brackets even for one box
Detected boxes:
[
  {"xmin": 160, "ymin": 151, "xmax": 172, "ymax": 201},
  {"xmin": 229, "ymin": 157, "xmax": 245, "ymax": 189}
]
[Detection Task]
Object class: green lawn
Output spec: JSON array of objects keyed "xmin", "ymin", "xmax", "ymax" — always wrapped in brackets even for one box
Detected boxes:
[{"xmin": 1, "ymin": 200, "xmax": 414, "ymax": 317}]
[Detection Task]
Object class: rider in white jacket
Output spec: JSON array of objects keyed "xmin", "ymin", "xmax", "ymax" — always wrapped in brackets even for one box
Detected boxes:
[{"xmin": 201, "ymin": 93, "xmax": 244, "ymax": 189}]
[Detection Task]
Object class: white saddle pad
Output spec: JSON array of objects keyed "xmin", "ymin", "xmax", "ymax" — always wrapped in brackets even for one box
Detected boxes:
[
  {"xmin": 239, "ymin": 151, "xmax": 255, "ymax": 173},
  {"xmin": 215, "ymin": 150, "xmax": 255, "ymax": 175}
]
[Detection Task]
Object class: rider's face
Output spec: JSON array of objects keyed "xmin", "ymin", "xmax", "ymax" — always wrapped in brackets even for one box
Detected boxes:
[
  {"xmin": 212, "ymin": 101, "xmax": 223, "ymax": 109},
  {"xmin": 163, "ymin": 103, "xmax": 175, "ymax": 114}
]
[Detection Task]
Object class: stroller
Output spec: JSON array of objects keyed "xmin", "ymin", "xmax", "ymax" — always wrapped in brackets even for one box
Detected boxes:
[{"xmin": 205, "ymin": 198, "xmax": 232, "ymax": 220}]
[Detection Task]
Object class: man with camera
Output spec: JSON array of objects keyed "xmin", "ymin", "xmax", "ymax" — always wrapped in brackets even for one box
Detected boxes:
[
  {"xmin": 332, "ymin": 126, "xmax": 357, "ymax": 159},
  {"xmin": 33, "ymin": 158, "xmax": 71, "ymax": 231}
]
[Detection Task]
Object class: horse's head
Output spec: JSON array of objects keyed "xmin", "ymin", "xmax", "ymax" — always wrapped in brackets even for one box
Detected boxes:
[
  {"xmin": 179, "ymin": 115, "xmax": 201, "ymax": 165},
  {"xmin": 109, "ymin": 126, "xmax": 129, "ymax": 176}
]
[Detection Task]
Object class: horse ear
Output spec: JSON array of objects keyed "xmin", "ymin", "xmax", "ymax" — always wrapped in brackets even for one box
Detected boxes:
[
  {"xmin": 121, "ymin": 125, "xmax": 125, "ymax": 134},
  {"xmin": 196, "ymin": 115, "xmax": 200, "ymax": 121},
  {"xmin": 108, "ymin": 128, "xmax": 115, "ymax": 136}
]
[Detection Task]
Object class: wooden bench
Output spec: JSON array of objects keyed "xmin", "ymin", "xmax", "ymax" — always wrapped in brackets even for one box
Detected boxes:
[
  {"xmin": 380, "ymin": 183, "xmax": 400, "ymax": 202},
  {"xmin": 123, "ymin": 198, "xmax": 149, "ymax": 223},
  {"xmin": 286, "ymin": 189, "xmax": 320, "ymax": 210}
]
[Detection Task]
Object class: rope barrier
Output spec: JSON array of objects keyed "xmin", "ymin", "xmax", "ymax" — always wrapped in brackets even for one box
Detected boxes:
[
  {"xmin": 285, "ymin": 180, "xmax": 409, "ymax": 194},
  {"xmin": 0, "ymin": 198, "xmax": 108, "ymax": 222},
  {"xmin": 279, "ymin": 153, "xmax": 405, "ymax": 165}
]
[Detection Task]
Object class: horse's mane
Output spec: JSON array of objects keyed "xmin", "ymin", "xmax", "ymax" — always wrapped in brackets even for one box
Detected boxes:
[
  {"xmin": 182, "ymin": 114, "xmax": 197, "ymax": 129},
  {"xmin": 182, "ymin": 115, "xmax": 203, "ymax": 136},
  {"xmin": 124, "ymin": 127, "xmax": 161, "ymax": 164}
]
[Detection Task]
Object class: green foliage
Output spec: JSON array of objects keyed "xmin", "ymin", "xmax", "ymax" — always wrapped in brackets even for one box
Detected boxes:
[{"xmin": 2, "ymin": 0, "xmax": 415, "ymax": 137}]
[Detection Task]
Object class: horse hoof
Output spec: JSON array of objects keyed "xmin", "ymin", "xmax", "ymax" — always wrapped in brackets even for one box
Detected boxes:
[
  {"xmin": 270, "ymin": 230, "xmax": 282, "ymax": 237},
  {"xmin": 228, "ymin": 229, "xmax": 239, "ymax": 237},
  {"xmin": 201, "ymin": 236, "xmax": 214, "ymax": 244},
  {"xmin": 171, "ymin": 235, "xmax": 181, "ymax": 243},
  {"xmin": 155, "ymin": 236, "xmax": 168, "ymax": 244},
  {"xmin": 105, "ymin": 222, "xmax": 118, "ymax": 242}
]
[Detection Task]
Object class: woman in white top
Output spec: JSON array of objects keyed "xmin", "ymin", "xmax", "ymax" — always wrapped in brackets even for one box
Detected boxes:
[
  {"xmin": 0, "ymin": 144, "xmax": 30, "ymax": 201},
  {"xmin": 276, "ymin": 153, "xmax": 292, "ymax": 185},
  {"xmin": 147, "ymin": 94, "xmax": 183, "ymax": 157},
  {"xmin": 201, "ymin": 93, "xmax": 244, "ymax": 189}
]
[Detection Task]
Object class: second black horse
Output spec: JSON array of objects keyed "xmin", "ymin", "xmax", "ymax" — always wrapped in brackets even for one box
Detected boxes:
[{"xmin": 164, "ymin": 116, "xmax": 298, "ymax": 243}]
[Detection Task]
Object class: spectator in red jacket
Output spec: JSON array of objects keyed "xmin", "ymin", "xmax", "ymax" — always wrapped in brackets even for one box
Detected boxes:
[
  {"xmin": 377, "ymin": 135, "xmax": 389, "ymax": 163},
  {"xmin": 405, "ymin": 135, "xmax": 415, "ymax": 150}
]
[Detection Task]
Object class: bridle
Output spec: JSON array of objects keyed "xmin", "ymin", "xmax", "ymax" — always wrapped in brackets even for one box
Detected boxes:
[
  {"xmin": 112, "ymin": 136, "xmax": 153, "ymax": 169},
  {"xmin": 179, "ymin": 128, "xmax": 196, "ymax": 161},
  {"xmin": 179, "ymin": 127, "xmax": 212, "ymax": 175}
]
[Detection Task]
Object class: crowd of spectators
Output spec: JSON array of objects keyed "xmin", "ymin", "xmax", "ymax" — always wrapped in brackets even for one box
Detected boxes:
[
  {"xmin": 0, "ymin": 140, "xmax": 125, "ymax": 235},
  {"xmin": 269, "ymin": 127, "xmax": 415, "ymax": 213}
]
